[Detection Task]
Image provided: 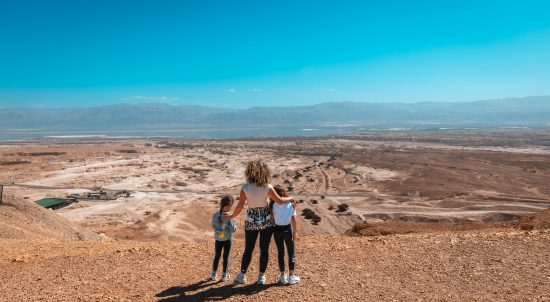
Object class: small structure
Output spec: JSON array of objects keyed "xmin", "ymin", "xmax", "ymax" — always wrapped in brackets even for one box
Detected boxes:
[
  {"xmin": 68, "ymin": 189, "xmax": 118, "ymax": 201},
  {"xmin": 35, "ymin": 198, "xmax": 76, "ymax": 210}
]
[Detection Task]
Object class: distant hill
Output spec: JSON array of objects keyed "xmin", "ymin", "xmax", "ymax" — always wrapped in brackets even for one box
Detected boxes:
[
  {"xmin": 0, "ymin": 103, "xmax": 234, "ymax": 130},
  {"xmin": 1, "ymin": 96, "xmax": 549, "ymax": 130}
]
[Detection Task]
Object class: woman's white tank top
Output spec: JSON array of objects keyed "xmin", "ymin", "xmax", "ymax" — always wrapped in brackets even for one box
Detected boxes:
[{"xmin": 241, "ymin": 183, "xmax": 273, "ymax": 208}]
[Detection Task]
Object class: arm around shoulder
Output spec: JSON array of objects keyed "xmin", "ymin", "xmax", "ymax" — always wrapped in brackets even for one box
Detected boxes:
[{"xmin": 268, "ymin": 187, "xmax": 293, "ymax": 204}]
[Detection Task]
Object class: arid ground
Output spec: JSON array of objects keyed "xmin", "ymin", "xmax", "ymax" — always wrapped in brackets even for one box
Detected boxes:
[{"xmin": 1, "ymin": 130, "xmax": 549, "ymax": 301}]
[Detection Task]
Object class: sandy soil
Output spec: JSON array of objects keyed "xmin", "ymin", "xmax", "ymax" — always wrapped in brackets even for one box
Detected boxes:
[
  {"xmin": 2, "ymin": 134, "xmax": 550, "ymax": 242},
  {"xmin": 1, "ymin": 228, "xmax": 548, "ymax": 301},
  {"xmin": 1, "ymin": 132, "xmax": 550, "ymax": 301}
]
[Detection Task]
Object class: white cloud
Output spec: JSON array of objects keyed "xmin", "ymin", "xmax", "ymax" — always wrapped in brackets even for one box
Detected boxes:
[
  {"xmin": 227, "ymin": 88, "xmax": 236, "ymax": 93},
  {"xmin": 121, "ymin": 96, "xmax": 182, "ymax": 102}
]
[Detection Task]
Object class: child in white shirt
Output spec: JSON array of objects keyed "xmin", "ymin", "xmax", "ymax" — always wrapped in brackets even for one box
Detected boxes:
[{"xmin": 269, "ymin": 185, "xmax": 300, "ymax": 285}]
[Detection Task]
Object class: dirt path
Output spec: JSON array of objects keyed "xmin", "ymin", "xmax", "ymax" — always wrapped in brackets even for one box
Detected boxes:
[
  {"xmin": 319, "ymin": 167, "xmax": 330, "ymax": 192},
  {"xmin": 4, "ymin": 183, "xmax": 395, "ymax": 199}
]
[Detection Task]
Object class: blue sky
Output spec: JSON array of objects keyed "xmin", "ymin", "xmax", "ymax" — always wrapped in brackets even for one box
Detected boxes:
[{"xmin": 1, "ymin": 0, "xmax": 550, "ymax": 108}]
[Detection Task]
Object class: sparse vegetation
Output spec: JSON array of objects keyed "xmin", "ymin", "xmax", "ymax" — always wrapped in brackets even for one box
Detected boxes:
[
  {"xmin": 117, "ymin": 149, "xmax": 139, "ymax": 154},
  {"xmin": 336, "ymin": 203, "xmax": 349, "ymax": 213},
  {"xmin": 1, "ymin": 160, "xmax": 31, "ymax": 165},
  {"xmin": 301, "ymin": 208, "xmax": 314, "ymax": 219},
  {"xmin": 302, "ymin": 208, "xmax": 321, "ymax": 224},
  {"xmin": 17, "ymin": 152, "xmax": 66, "ymax": 156}
]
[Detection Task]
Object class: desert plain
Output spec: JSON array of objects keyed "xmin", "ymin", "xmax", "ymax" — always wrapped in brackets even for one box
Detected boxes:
[{"xmin": 1, "ymin": 130, "xmax": 549, "ymax": 301}]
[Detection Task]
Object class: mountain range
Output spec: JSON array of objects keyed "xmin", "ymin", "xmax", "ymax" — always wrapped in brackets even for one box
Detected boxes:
[{"xmin": 1, "ymin": 96, "xmax": 549, "ymax": 131}]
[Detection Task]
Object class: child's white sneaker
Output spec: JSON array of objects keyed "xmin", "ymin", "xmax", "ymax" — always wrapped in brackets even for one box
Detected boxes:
[
  {"xmin": 209, "ymin": 272, "xmax": 217, "ymax": 281},
  {"xmin": 257, "ymin": 275, "xmax": 266, "ymax": 285},
  {"xmin": 288, "ymin": 275, "xmax": 300, "ymax": 285},
  {"xmin": 221, "ymin": 272, "xmax": 230, "ymax": 282},
  {"xmin": 234, "ymin": 273, "xmax": 246, "ymax": 284},
  {"xmin": 279, "ymin": 274, "xmax": 288, "ymax": 284}
]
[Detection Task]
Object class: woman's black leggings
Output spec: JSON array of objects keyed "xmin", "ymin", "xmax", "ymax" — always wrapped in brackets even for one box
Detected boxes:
[
  {"xmin": 240, "ymin": 227, "xmax": 273, "ymax": 274},
  {"xmin": 212, "ymin": 240, "xmax": 232, "ymax": 273},
  {"xmin": 274, "ymin": 224, "xmax": 295, "ymax": 272}
]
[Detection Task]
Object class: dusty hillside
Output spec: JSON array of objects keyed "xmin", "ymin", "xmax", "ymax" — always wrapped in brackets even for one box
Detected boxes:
[
  {"xmin": 346, "ymin": 208, "xmax": 550, "ymax": 236},
  {"xmin": 0, "ymin": 136, "xmax": 549, "ymax": 301},
  {"xmin": 0, "ymin": 229, "xmax": 548, "ymax": 301},
  {"xmin": 0, "ymin": 195, "xmax": 102, "ymax": 241},
  {"xmin": 0, "ymin": 199, "xmax": 548, "ymax": 301}
]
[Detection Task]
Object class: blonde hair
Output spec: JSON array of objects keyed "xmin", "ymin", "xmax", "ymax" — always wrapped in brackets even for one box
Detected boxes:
[{"xmin": 245, "ymin": 160, "xmax": 271, "ymax": 187}]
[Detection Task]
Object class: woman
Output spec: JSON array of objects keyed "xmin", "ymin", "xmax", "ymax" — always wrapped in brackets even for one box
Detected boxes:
[{"xmin": 225, "ymin": 160, "xmax": 294, "ymax": 285}]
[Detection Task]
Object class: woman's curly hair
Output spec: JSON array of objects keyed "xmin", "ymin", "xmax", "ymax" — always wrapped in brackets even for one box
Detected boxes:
[{"xmin": 245, "ymin": 160, "xmax": 271, "ymax": 187}]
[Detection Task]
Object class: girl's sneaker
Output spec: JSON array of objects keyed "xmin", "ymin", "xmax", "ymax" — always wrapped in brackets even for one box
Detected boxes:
[
  {"xmin": 288, "ymin": 275, "xmax": 300, "ymax": 285},
  {"xmin": 257, "ymin": 275, "xmax": 266, "ymax": 285},
  {"xmin": 234, "ymin": 273, "xmax": 246, "ymax": 284},
  {"xmin": 279, "ymin": 274, "xmax": 288, "ymax": 284},
  {"xmin": 209, "ymin": 272, "xmax": 217, "ymax": 281},
  {"xmin": 221, "ymin": 273, "xmax": 231, "ymax": 282}
]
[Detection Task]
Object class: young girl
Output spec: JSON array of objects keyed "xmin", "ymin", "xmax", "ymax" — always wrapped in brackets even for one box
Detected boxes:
[
  {"xmin": 210, "ymin": 195, "xmax": 237, "ymax": 282},
  {"xmin": 269, "ymin": 185, "xmax": 300, "ymax": 285}
]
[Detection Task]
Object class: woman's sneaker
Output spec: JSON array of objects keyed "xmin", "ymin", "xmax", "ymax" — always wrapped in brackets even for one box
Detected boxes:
[
  {"xmin": 221, "ymin": 273, "xmax": 231, "ymax": 282},
  {"xmin": 257, "ymin": 275, "xmax": 266, "ymax": 285},
  {"xmin": 209, "ymin": 272, "xmax": 217, "ymax": 281},
  {"xmin": 279, "ymin": 274, "xmax": 288, "ymax": 284},
  {"xmin": 288, "ymin": 275, "xmax": 300, "ymax": 285},
  {"xmin": 234, "ymin": 273, "xmax": 246, "ymax": 284}
]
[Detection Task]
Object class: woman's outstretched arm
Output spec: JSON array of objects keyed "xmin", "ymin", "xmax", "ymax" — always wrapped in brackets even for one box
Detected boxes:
[
  {"xmin": 268, "ymin": 187, "xmax": 294, "ymax": 204},
  {"xmin": 225, "ymin": 190, "xmax": 246, "ymax": 220}
]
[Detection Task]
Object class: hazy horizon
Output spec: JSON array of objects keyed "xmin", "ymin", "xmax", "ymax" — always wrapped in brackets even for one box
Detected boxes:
[
  {"xmin": 1, "ymin": 1, "xmax": 550, "ymax": 109},
  {"xmin": 1, "ymin": 94, "xmax": 549, "ymax": 110}
]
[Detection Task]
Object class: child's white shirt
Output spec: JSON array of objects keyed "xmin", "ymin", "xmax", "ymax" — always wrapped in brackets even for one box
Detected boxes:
[{"xmin": 272, "ymin": 202, "xmax": 296, "ymax": 226}]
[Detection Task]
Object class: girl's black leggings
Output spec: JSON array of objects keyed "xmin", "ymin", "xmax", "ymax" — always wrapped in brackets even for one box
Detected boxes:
[
  {"xmin": 212, "ymin": 239, "xmax": 232, "ymax": 273},
  {"xmin": 240, "ymin": 227, "xmax": 273, "ymax": 274},
  {"xmin": 273, "ymin": 224, "xmax": 295, "ymax": 272}
]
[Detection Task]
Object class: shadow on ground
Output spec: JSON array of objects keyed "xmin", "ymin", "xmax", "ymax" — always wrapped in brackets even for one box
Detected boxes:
[{"xmin": 156, "ymin": 280, "xmax": 277, "ymax": 301}]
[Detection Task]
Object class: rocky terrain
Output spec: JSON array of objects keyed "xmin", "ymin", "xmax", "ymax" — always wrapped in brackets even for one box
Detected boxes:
[
  {"xmin": 0, "ymin": 196, "xmax": 548, "ymax": 301},
  {"xmin": 1, "ymin": 131, "xmax": 549, "ymax": 301}
]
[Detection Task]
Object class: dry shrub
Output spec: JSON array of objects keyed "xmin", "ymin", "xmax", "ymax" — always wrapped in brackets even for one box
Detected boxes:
[
  {"xmin": 17, "ymin": 152, "xmax": 66, "ymax": 156},
  {"xmin": 117, "ymin": 149, "xmax": 139, "ymax": 154},
  {"xmin": 336, "ymin": 203, "xmax": 349, "ymax": 212},
  {"xmin": 1, "ymin": 160, "xmax": 31, "ymax": 165},
  {"xmin": 302, "ymin": 208, "xmax": 322, "ymax": 224}
]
